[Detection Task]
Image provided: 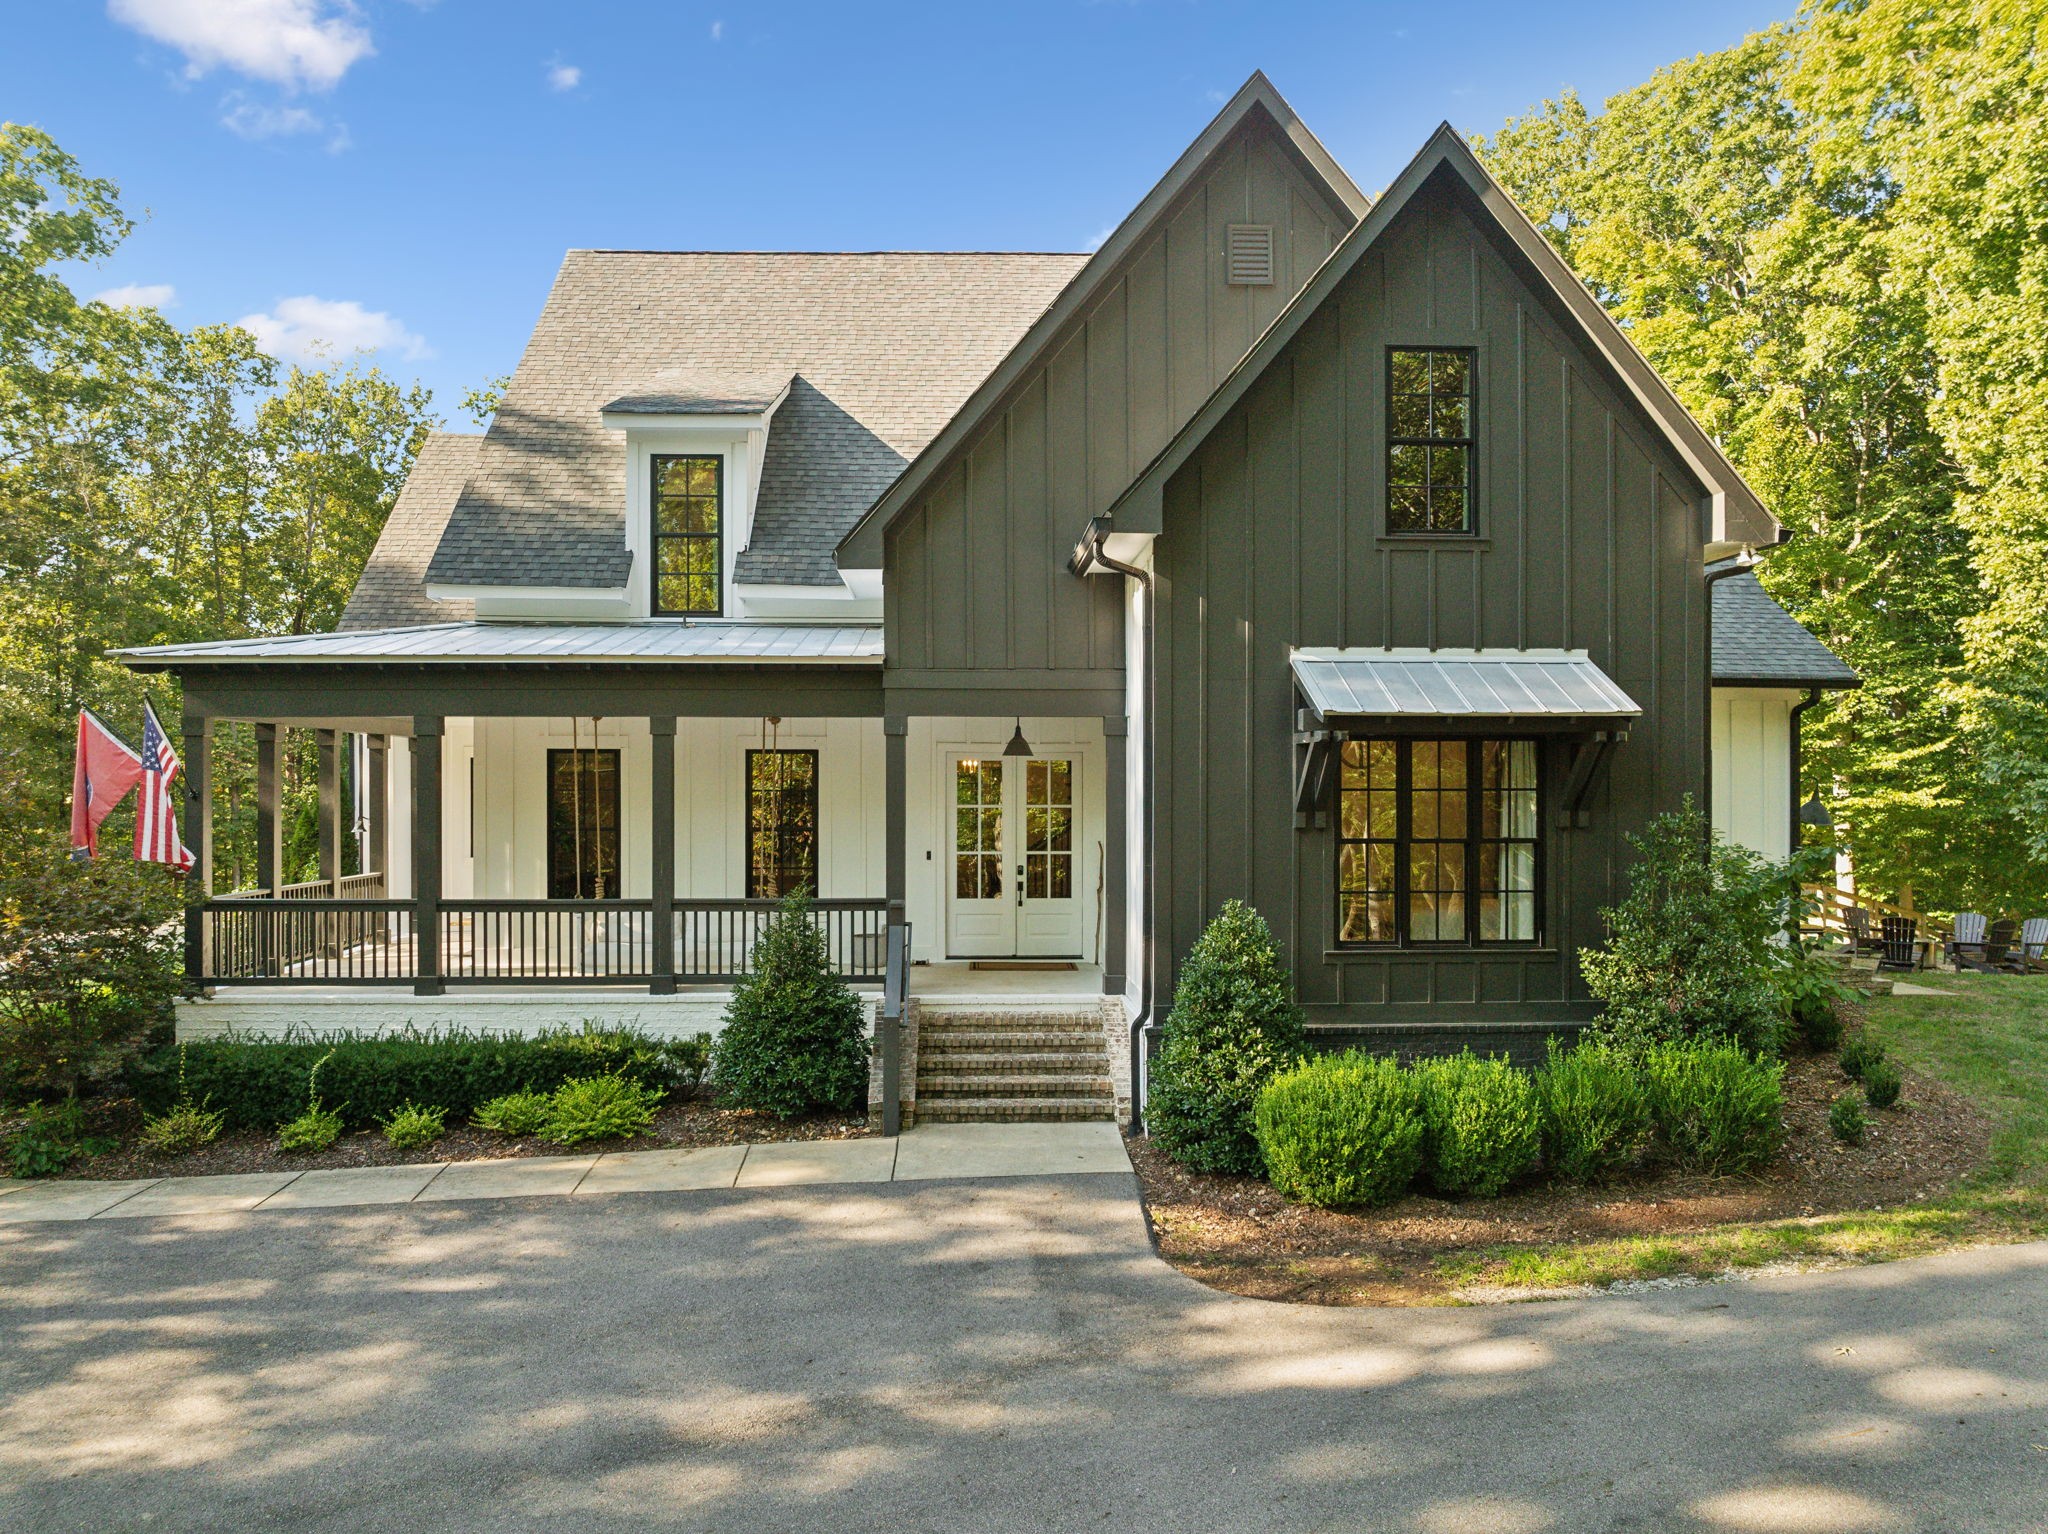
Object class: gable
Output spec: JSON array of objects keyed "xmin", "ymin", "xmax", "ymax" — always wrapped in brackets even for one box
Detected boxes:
[{"xmin": 879, "ymin": 95, "xmax": 1363, "ymax": 681}]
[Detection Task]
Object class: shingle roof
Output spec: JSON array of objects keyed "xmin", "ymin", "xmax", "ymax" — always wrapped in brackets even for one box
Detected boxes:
[
  {"xmin": 423, "ymin": 251, "xmax": 1088, "ymax": 592},
  {"xmin": 339, "ymin": 432, "xmax": 482, "ymax": 630},
  {"xmin": 600, "ymin": 365, "xmax": 794, "ymax": 416},
  {"xmin": 1711, "ymin": 567, "xmax": 1860, "ymax": 688}
]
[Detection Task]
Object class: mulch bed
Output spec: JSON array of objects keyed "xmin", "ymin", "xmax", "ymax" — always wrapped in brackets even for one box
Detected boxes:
[
  {"xmin": 1130, "ymin": 1045, "xmax": 1994, "ymax": 1307},
  {"xmin": 49, "ymin": 1095, "xmax": 869, "ymax": 1182}
]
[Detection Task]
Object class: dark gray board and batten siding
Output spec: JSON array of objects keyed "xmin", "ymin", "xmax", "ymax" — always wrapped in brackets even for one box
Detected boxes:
[
  {"xmin": 883, "ymin": 115, "xmax": 1358, "ymax": 715},
  {"xmin": 1152, "ymin": 172, "xmax": 1712, "ymax": 1029}
]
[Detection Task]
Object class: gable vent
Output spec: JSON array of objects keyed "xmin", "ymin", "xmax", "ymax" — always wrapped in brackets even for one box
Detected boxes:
[{"xmin": 1226, "ymin": 224, "xmax": 1274, "ymax": 286}]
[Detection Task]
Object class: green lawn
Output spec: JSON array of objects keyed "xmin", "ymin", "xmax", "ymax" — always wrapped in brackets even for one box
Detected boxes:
[{"xmin": 1440, "ymin": 976, "xmax": 2048, "ymax": 1294}]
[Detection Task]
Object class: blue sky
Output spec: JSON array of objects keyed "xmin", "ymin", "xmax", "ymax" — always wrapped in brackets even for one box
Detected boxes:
[{"xmin": 7, "ymin": 1, "xmax": 1787, "ymax": 417}]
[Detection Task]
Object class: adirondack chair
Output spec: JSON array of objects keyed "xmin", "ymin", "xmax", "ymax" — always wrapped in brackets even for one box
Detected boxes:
[
  {"xmin": 1843, "ymin": 905, "xmax": 1886, "ymax": 958},
  {"xmin": 1876, "ymin": 915, "xmax": 1920, "ymax": 974},
  {"xmin": 1947, "ymin": 911, "xmax": 1989, "ymax": 970},
  {"xmin": 2016, "ymin": 917, "xmax": 2048, "ymax": 973},
  {"xmin": 1986, "ymin": 917, "xmax": 2023, "ymax": 973}
]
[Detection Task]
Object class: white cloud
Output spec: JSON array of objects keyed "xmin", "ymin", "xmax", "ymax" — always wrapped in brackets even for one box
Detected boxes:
[
  {"xmin": 110, "ymin": 0, "xmax": 373, "ymax": 91},
  {"xmin": 235, "ymin": 296, "xmax": 430, "ymax": 362},
  {"xmin": 220, "ymin": 93, "xmax": 350, "ymax": 150},
  {"xmin": 1084, "ymin": 226, "xmax": 1115, "ymax": 252},
  {"xmin": 709, "ymin": 19, "xmax": 724, "ymax": 41},
  {"xmin": 93, "ymin": 282, "xmax": 179, "ymax": 310},
  {"xmin": 546, "ymin": 60, "xmax": 581, "ymax": 92}
]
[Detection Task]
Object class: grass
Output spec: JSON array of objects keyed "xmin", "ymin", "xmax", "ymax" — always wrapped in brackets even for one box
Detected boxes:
[{"xmin": 1442, "ymin": 974, "xmax": 2048, "ymax": 1295}]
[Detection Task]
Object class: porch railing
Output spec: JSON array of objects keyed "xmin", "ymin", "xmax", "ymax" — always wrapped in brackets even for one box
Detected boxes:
[{"xmin": 194, "ymin": 896, "xmax": 889, "ymax": 987}]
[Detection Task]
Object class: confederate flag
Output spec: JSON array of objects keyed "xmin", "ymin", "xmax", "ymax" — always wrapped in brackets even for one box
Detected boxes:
[
  {"xmin": 134, "ymin": 700, "xmax": 194, "ymax": 872},
  {"xmin": 69, "ymin": 709, "xmax": 142, "ymax": 858}
]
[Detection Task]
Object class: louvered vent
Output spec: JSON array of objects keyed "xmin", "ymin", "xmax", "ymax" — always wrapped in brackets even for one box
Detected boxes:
[{"xmin": 1226, "ymin": 224, "xmax": 1274, "ymax": 286}]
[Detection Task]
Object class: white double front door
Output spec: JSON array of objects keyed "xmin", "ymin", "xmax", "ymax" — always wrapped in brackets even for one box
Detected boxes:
[{"xmin": 944, "ymin": 752, "xmax": 1083, "ymax": 958}]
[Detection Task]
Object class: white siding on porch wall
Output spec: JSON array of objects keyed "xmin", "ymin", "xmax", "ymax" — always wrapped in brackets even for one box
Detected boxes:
[{"xmin": 1712, "ymin": 687, "xmax": 1800, "ymax": 862}]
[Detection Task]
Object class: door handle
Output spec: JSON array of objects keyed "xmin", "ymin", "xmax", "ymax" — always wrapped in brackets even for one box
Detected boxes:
[{"xmin": 1016, "ymin": 865, "xmax": 1024, "ymax": 906}]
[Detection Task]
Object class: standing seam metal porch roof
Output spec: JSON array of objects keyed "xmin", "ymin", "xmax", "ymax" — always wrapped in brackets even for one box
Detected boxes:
[
  {"xmin": 117, "ymin": 622, "xmax": 884, "ymax": 669},
  {"xmin": 1290, "ymin": 648, "xmax": 1642, "ymax": 723}
]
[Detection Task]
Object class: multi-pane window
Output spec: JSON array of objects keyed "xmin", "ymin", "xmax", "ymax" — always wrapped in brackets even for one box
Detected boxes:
[
  {"xmin": 652, "ymin": 454, "xmax": 722, "ymax": 615},
  {"xmin": 1022, "ymin": 758, "xmax": 1074, "ymax": 900},
  {"xmin": 955, "ymin": 759, "xmax": 1003, "ymax": 900},
  {"xmin": 1337, "ymin": 737, "xmax": 1540, "ymax": 946},
  {"xmin": 546, "ymin": 749, "xmax": 620, "ymax": 900},
  {"xmin": 1387, "ymin": 347, "xmax": 1475, "ymax": 534},
  {"xmin": 746, "ymin": 750, "xmax": 818, "ymax": 899}
]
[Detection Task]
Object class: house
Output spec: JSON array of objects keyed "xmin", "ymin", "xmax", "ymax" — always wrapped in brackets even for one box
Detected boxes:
[{"xmin": 119, "ymin": 74, "xmax": 1856, "ymax": 1131}]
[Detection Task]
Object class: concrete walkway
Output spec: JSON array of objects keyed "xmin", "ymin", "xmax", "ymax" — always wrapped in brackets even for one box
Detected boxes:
[{"xmin": 0, "ymin": 1121, "xmax": 1129, "ymax": 1224}]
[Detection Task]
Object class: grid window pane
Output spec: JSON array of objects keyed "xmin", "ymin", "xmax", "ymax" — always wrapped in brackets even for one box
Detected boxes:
[
  {"xmin": 746, "ymin": 750, "xmax": 818, "ymax": 899},
  {"xmin": 1023, "ymin": 757, "xmax": 1074, "ymax": 903},
  {"xmin": 652, "ymin": 454, "xmax": 722, "ymax": 615},
  {"xmin": 1387, "ymin": 348, "xmax": 1475, "ymax": 535}
]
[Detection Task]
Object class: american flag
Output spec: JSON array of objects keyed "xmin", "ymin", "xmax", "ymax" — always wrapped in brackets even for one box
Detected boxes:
[{"xmin": 134, "ymin": 700, "xmax": 194, "ymax": 872}]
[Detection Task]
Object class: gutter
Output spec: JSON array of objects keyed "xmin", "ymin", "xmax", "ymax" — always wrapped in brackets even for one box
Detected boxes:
[{"xmin": 1073, "ymin": 519, "xmax": 1158, "ymax": 1134}]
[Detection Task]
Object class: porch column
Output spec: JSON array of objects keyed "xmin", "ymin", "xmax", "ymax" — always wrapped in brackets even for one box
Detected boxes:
[
  {"xmin": 366, "ymin": 734, "xmax": 389, "ymax": 886},
  {"xmin": 181, "ymin": 709, "xmax": 214, "ymax": 988},
  {"xmin": 254, "ymin": 722, "xmax": 282, "ymax": 896},
  {"xmin": 1103, "ymin": 715, "xmax": 1128, "ymax": 996},
  {"xmin": 316, "ymin": 727, "xmax": 343, "ymax": 893},
  {"xmin": 649, "ymin": 716, "xmax": 676, "ymax": 994},
  {"xmin": 412, "ymin": 716, "xmax": 444, "ymax": 996},
  {"xmin": 881, "ymin": 714, "xmax": 908, "ymax": 1137}
]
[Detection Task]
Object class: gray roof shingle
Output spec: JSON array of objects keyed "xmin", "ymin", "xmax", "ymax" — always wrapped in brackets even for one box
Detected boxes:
[
  {"xmin": 1711, "ymin": 567, "xmax": 1860, "ymax": 688},
  {"xmin": 422, "ymin": 251, "xmax": 1088, "ymax": 592},
  {"xmin": 339, "ymin": 432, "xmax": 482, "ymax": 629}
]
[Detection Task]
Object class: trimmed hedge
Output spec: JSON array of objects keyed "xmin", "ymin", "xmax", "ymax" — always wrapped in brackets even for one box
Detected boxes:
[
  {"xmin": 1642, "ymin": 1041, "xmax": 1785, "ymax": 1174},
  {"xmin": 130, "ymin": 1025, "xmax": 701, "ymax": 1133},
  {"xmin": 1536, "ymin": 1037, "xmax": 1652, "ymax": 1183},
  {"xmin": 1414, "ymin": 1051, "xmax": 1541, "ymax": 1198},
  {"xmin": 1254, "ymin": 1052, "xmax": 1424, "ymax": 1208}
]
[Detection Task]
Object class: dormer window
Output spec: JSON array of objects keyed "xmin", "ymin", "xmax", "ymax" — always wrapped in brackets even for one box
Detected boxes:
[{"xmin": 652, "ymin": 454, "xmax": 723, "ymax": 615}]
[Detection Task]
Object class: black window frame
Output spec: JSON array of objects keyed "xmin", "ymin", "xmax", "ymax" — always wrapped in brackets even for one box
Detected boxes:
[
  {"xmin": 651, "ymin": 453, "xmax": 724, "ymax": 617},
  {"xmin": 545, "ymin": 747, "xmax": 621, "ymax": 900},
  {"xmin": 1385, "ymin": 345, "xmax": 1477, "ymax": 536},
  {"xmin": 1334, "ymin": 736, "xmax": 1542, "ymax": 949},
  {"xmin": 746, "ymin": 748, "xmax": 819, "ymax": 900}
]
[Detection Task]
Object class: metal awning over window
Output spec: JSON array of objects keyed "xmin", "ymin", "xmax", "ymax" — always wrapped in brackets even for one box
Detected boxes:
[{"xmin": 1289, "ymin": 648, "xmax": 1640, "ymax": 729}]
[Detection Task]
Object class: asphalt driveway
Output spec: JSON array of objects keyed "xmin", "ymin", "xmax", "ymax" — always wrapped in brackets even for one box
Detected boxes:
[{"xmin": 2, "ymin": 1172, "xmax": 2044, "ymax": 1532}]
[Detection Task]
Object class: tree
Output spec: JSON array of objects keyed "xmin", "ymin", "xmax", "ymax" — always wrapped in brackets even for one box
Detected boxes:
[{"xmin": 712, "ymin": 894, "xmax": 870, "ymax": 1117}]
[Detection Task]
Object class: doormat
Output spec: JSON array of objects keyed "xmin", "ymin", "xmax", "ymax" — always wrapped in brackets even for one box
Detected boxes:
[{"xmin": 967, "ymin": 961, "xmax": 1079, "ymax": 971}]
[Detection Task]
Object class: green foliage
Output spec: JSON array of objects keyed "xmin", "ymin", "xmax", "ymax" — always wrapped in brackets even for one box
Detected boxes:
[
  {"xmin": 711, "ymin": 894, "xmax": 869, "ymax": 1119},
  {"xmin": 1478, "ymin": 16, "xmax": 2048, "ymax": 912},
  {"xmin": 1777, "ymin": 939, "xmax": 1852, "ymax": 1052},
  {"xmin": 539, "ymin": 1073, "xmax": 664, "ymax": 1146},
  {"xmin": 661, "ymin": 1033, "xmax": 713, "ymax": 1090},
  {"xmin": 1578, "ymin": 802, "xmax": 1793, "ymax": 1056},
  {"xmin": 1147, "ymin": 900, "xmax": 1308, "ymax": 1174},
  {"xmin": 1830, "ymin": 1092, "xmax": 1867, "ymax": 1146},
  {"xmin": 472, "ymin": 1090, "xmax": 553, "ymax": 1137},
  {"xmin": 1253, "ymin": 1052, "xmax": 1424, "ymax": 1208},
  {"xmin": 132, "ymin": 1023, "xmax": 682, "ymax": 1132},
  {"xmin": 460, "ymin": 374, "xmax": 510, "ymax": 428},
  {"xmin": 137, "ymin": 1099, "xmax": 223, "ymax": 1157},
  {"xmin": 1862, "ymin": 1058, "xmax": 1903, "ymax": 1111},
  {"xmin": 1413, "ymin": 1051, "xmax": 1541, "ymax": 1198},
  {"xmin": 277, "ymin": 1103, "xmax": 343, "ymax": 1153},
  {"xmin": 1642, "ymin": 1043, "xmax": 1786, "ymax": 1175},
  {"xmin": 0, "ymin": 773, "xmax": 178, "ymax": 1103},
  {"xmin": 1536, "ymin": 1037, "xmax": 1653, "ymax": 1183},
  {"xmin": 3, "ymin": 1098, "xmax": 112, "ymax": 1176},
  {"xmin": 1840, "ymin": 1037, "xmax": 1886, "ymax": 1082},
  {"xmin": 378, "ymin": 1101, "xmax": 444, "ymax": 1151}
]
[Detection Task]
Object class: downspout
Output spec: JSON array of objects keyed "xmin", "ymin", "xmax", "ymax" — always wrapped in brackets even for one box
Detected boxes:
[
  {"xmin": 1788, "ymin": 686, "xmax": 1824, "ymax": 858},
  {"xmin": 1079, "ymin": 523, "xmax": 1157, "ymax": 1134}
]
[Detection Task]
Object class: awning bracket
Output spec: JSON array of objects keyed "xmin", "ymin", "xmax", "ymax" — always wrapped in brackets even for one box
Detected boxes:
[
  {"xmin": 1556, "ymin": 729, "xmax": 1626, "ymax": 829},
  {"xmin": 1294, "ymin": 709, "xmax": 1336, "ymax": 829}
]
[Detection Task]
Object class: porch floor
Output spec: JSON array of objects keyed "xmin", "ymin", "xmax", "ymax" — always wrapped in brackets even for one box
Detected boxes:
[{"xmin": 912, "ymin": 961, "xmax": 1107, "ymax": 1000}]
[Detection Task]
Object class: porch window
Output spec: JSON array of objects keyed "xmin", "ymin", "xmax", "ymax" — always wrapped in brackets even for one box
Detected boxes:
[
  {"xmin": 746, "ymin": 749, "xmax": 818, "ymax": 899},
  {"xmin": 652, "ymin": 454, "xmax": 722, "ymax": 615},
  {"xmin": 1387, "ymin": 347, "xmax": 1474, "ymax": 534},
  {"xmin": 547, "ymin": 748, "xmax": 621, "ymax": 899},
  {"xmin": 1336, "ymin": 737, "xmax": 1539, "ymax": 946}
]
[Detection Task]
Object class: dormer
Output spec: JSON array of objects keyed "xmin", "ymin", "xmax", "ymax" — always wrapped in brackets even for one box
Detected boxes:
[{"xmin": 599, "ymin": 367, "xmax": 793, "ymax": 620}]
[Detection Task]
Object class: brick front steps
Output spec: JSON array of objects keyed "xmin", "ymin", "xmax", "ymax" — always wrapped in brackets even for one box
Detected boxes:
[{"xmin": 915, "ymin": 1009, "xmax": 1116, "ymax": 1124}]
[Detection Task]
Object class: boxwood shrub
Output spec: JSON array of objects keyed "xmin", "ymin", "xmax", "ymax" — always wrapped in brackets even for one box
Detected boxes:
[
  {"xmin": 130, "ymin": 1025, "xmax": 699, "ymax": 1133},
  {"xmin": 1414, "ymin": 1050, "xmax": 1541, "ymax": 1198},
  {"xmin": 1253, "ymin": 1051, "xmax": 1423, "ymax": 1208},
  {"xmin": 1535, "ymin": 1037, "xmax": 1653, "ymax": 1183},
  {"xmin": 1642, "ymin": 1041, "xmax": 1785, "ymax": 1174}
]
